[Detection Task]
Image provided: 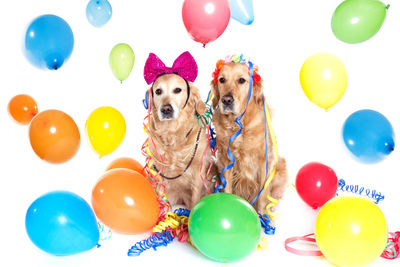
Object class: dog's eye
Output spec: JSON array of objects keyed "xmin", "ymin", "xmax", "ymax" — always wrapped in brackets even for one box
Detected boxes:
[
  {"xmin": 219, "ymin": 77, "xmax": 226, "ymax": 84},
  {"xmin": 155, "ymin": 88, "xmax": 162, "ymax": 95},
  {"xmin": 173, "ymin": 88, "xmax": 182, "ymax": 94},
  {"xmin": 238, "ymin": 78, "xmax": 246, "ymax": 84}
]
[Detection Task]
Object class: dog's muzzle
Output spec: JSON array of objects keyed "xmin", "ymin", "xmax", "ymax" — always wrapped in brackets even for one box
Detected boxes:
[
  {"xmin": 160, "ymin": 104, "xmax": 174, "ymax": 119},
  {"xmin": 221, "ymin": 94, "xmax": 235, "ymax": 113}
]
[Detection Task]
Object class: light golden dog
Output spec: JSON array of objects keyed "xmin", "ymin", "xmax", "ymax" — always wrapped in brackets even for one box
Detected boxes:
[
  {"xmin": 148, "ymin": 74, "xmax": 215, "ymax": 209},
  {"xmin": 211, "ymin": 62, "xmax": 288, "ymax": 213}
]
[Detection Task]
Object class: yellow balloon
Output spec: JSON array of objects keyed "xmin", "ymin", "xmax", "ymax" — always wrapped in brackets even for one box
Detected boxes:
[
  {"xmin": 315, "ymin": 196, "xmax": 388, "ymax": 267},
  {"xmin": 300, "ymin": 53, "xmax": 347, "ymax": 111},
  {"xmin": 86, "ymin": 107, "xmax": 126, "ymax": 157}
]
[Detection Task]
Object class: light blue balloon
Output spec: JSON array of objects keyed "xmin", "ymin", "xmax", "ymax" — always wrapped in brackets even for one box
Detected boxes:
[
  {"xmin": 23, "ymin": 15, "xmax": 74, "ymax": 70},
  {"xmin": 342, "ymin": 109, "xmax": 395, "ymax": 164},
  {"xmin": 86, "ymin": 0, "xmax": 112, "ymax": 27},
  {"xmin": 25, "ymin": 191, "xmax": 99, "ymax": 256},
  {"xmin": 229, "ymin": 0, "xmax": 254, "ymax": 25}
]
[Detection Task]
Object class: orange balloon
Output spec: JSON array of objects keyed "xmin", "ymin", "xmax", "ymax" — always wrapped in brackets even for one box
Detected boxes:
[
  {"xmin": 92, "ymin": 169, "xmax": 159, "ymax": 234},
  {"xmin": 105, "ymin": 157, "xmax": 146, "ymax": 176},
  {"xmin": 8, "ymin": 94, "xmax": 38, "ymax": 125},
  {"xmin": 29, "ymin": 110, "xmax": 80, "ymax": 164}
]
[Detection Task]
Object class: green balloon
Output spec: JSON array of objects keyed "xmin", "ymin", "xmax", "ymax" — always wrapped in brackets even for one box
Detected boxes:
[
  {"xmin": 188, "ymin": 193, "xmax": 261, "ymax": 263},
  {"xmin": 331, "ymin": 0, "xmax": 389, "ymax": 44},
  {"xmin": 109, "ymin": 43, "xmax": 135, "ymax": 82}
]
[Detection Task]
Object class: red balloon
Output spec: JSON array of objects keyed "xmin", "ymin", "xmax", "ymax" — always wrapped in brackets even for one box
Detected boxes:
[
  {"xmin": 295, "ymin": 162, "xmax": 338, "ymax": 209},
  {"xmin": 182, "ymin": 0, "xmax": 231, "ymax": 46}
]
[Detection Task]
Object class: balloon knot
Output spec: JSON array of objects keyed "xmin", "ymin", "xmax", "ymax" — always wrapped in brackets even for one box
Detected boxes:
[{"xmin": 386, "ymin": 4, "xmax": 390, "ymax": 10}]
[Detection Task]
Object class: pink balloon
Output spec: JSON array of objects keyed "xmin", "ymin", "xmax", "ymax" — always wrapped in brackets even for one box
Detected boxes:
[{"xmin": 182, "ymin": 0, "xmax": 231, "ymax": 46}]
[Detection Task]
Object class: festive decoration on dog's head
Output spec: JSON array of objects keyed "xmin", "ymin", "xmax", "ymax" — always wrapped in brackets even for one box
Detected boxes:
[
  {"xmin": 212, "ymin": 54, "xmax": 261, "ymax": 85},
  {"xmin": 144, "ymin": 51, "xmax": 198, "ymax": 85}
]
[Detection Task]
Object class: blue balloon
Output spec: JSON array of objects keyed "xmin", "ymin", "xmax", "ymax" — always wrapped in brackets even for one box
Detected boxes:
[
  {"xmin": 86, "ymin": 0, "xmax": 112, "ymax": 27},
  {"xmin": 23, "ymin": 14, "xmax": 74, "ymax": 70},
  {"xmin": 25, "ymin": 191, "xmax": 99, "ymax": 256},
  {"xmin": 342, "ymin": 109, "xmax": 395, "ymax": 163},
  {"xmin": 229, "ymin": 0, "xmax": 254, "ymax": 25}
]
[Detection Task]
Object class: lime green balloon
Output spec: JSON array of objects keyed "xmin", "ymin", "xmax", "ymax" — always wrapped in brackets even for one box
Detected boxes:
[
  {"xmin": 331, "ymin": 0, "xmax": 389, "ymax": 44},
  {"xmin": 188, "ymin": 193, "xmax": 261, "ymax": 263},
  {"xmin": 109, "ymin": 43, "xmax": 135, "ymax": 82}
]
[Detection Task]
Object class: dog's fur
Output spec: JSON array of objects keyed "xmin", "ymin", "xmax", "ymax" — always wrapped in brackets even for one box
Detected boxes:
[
  {"xmin": 148, "ymin": 74, "xmax": 214, "ymax": 209},
  {"xmin": 211, "ymin": 62, "xmax": 288, "ymax": 213}
]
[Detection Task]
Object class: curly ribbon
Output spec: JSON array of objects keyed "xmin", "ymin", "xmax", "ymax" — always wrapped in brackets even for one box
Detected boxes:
[
  {"xmin": 127, "ymin": 229, "xmax": 176, "ymax": 256},
  {"xmin": 285, "ymin": 231, "xmax": 400, "ymax": 261},
  {"xmin": 337, "ymin": 179, "xmax": 385, "ymax": 204},
  {"xmin": 250, "ymin": 94, "xmax": 279, "ymax": 221},
  {"xmin": 142, "ymin": 89, "xmax": 172, "ymax": 219},
  {"xmin": 381, "ymin": 232, "xmax": 400, "ymax": 260},
  {"xmin": 96, "ymin": 222, "xmax": 112, "ymax": 248},
  {"xmin": 284, "ymin": 234, "xmax": 323, "ymax": 256},
  {"xmin": 127, "ymin": 209, "xmax": 191, "ymax": 256},
  {"xmin": 256, "ymin": 237, "xmax": 269, "ymax": 251}
]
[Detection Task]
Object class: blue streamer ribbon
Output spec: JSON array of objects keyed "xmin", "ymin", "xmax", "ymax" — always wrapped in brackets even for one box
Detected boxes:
[
  {"xmin": 258, "ymin": 213, "xmax": 275, "ymax": 235},
  {"xmin": 142, "ymin": 90, "xmax": 149, "ymax": 110},
  {"xmin": 127, "ymin": 208, "xmax": 191, "ymax": 257},
  {"xmin": 337, "ymin": 178, "xmax": 385, "ymax": 204}
]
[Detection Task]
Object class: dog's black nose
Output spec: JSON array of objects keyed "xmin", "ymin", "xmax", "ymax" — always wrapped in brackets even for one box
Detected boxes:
[
  {"xmin": 161, "ymin": 104, "xmax": 173, "ymax": 115},
  {"xmin": 222, "ymin": 94, "xmax": 234, "ymax": 106}
]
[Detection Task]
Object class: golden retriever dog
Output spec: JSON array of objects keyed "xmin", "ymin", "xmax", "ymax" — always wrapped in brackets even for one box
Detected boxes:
[
  {"xmin": 211, "ymin": 60, "xmax": 288, "ymax": 213},
  {"xmin": 147, "ymin": 73, "xmax": 215, "ymax": 209}
]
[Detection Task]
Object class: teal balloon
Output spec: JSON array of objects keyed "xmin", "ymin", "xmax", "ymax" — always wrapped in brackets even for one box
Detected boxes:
[
  {"xmin": 332, "ymin": 0, "xmax": 389, "ymax": 44},
  {"xmin": 25, "ymin": 191, "xmax": 100, "ymax": 256},
  {"xmin": 188, "ymin": 193, "xmax": 261, "ymax": 262},
  {"xmin": 229, "ymin": 0, "xmax": 254, "ymax": 25}
]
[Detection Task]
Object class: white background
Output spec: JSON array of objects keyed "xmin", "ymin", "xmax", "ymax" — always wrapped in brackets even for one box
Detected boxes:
[{"xmin": 0, "ymin": 0, "xmax": 399, "ymax": 266}]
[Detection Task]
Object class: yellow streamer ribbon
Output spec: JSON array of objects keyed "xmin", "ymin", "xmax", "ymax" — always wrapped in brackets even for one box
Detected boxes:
[{"xmin": 262, "ymin": 100, "xmax": 280, "ymax": 221}]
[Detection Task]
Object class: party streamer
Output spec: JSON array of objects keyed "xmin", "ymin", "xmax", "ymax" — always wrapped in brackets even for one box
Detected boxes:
[{"xmin": 337, "ymin": 179, "xmax": 385, "ymax": 204}]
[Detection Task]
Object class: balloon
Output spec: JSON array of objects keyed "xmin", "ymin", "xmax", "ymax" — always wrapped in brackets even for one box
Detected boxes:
[
  {"xmin": 26, "ymin": 191, "xmax": 99, "ymax": 256},
  {"xmin": 85, "ymin": 106, "xmax": 126, "ymax": 157},
  {"xmin": 86, "ymin": 0, "xmax": 112, "ymax": 27},
  {"xmin": 296, "ymin": 162, "xmax": 338, "ymax": 209},
  {"xmin": 332, "ymin": 0, "xmax": 389, "ymax": 44},
  {"xmin": 300, "ymin": 53, "xmax": 347, "ymax": 111},
  {"xmin": 182, "ymin": 0, "xmax": 231, "ymax": 46},
  {"xmin": 105, "ymin": 157, "xmax": 146, "ymax": 177},
  {"xmin": 8, "ymin": 94, "xmax": 38, "ymax": 125},
  {"xmin": 23, "ymin": 15, "xmax": 74, "ymax": 70},
  {"xmin": 315, "ymin": 196, "xmax": 388, "ymax": 267},
  {"xmin": 29, "ymin": 110, "xmax": 80, "ymax": 164},
  {"xmin": 109, "ymin": 43, "xmax": 135, "ymax": 82},
  {"xmin": 92, "ymin": 169, "xmax": 159, "ymax": 234},
  {"xmin": 189, "ymin": 193, "xmax": 261, "ymax": 262},
  {"xmin": 342, "ymin": 109, "xmax": 395, "ymax": 164},
  {"xmin": 229, "ymin": 0, "xmax": 254, "ymax": 25}
]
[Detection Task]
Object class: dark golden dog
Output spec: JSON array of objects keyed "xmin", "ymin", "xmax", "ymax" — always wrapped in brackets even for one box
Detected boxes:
[{"xmin": 211, "ymin": 62, "xmax": 288, "ymax": 213}]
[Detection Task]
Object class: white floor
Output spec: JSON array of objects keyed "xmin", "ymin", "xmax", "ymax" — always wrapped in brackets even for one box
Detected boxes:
[{"xmin": 1, "ymin": 1, "xmax": 399, "ymax": 266}]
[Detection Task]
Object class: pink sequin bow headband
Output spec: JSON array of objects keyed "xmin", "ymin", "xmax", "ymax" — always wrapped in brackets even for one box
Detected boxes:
[{"xmin": 144, "ymin": 51, "xmax": 198, "ymax": 85}]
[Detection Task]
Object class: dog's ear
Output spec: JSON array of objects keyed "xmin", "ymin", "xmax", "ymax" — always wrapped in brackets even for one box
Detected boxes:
[
  {"xmin": 210, "ymin": 81, "xmax": 220, "ymax": 110},
  {"xmin": 188, "ymin": 82, "xmax": 207, "ymax": 115},
  {"xmin": 252, "ymin": 79, "xmax": 264, "ymax": 107}
]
